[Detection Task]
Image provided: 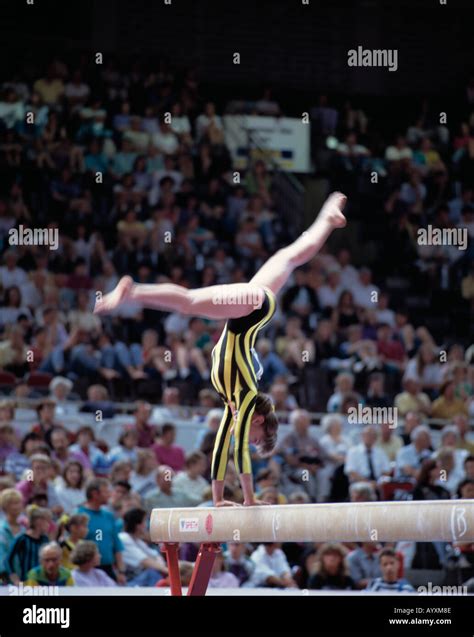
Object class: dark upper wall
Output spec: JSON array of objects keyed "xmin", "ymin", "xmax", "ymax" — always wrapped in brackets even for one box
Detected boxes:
[{"xmin": 1, "ymin": 0, "xmax": 473, "ymax": 97}]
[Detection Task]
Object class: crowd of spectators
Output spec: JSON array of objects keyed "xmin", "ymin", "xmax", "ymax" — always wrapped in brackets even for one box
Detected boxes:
[{"xmin": 0, "ymin": 55, "xmax": 473, "ymax": 592}]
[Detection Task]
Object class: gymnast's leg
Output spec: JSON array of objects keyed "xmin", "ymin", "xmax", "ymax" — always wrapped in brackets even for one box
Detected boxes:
[
  {"xmin": 94, "ymin": 192, "xmax": 346, "ymax": 318},
  {"xmin": 249, "ymin": 191, "xmax": 347, "ymax": 295}
]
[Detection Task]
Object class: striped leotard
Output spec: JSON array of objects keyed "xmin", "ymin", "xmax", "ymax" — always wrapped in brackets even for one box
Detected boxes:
[{"xmin": 210, "ymin": 287, "xmax": 276, "ymax": 480}]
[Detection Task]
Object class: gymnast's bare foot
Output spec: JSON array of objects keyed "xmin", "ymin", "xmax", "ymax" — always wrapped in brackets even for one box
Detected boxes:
[
  {"xmin": 320, "ymin": 191, "xmax": 347, "ymax": 228},
  {"xmin": 94, "ymin": 275, "xmax": 134, "ymax": 314}
]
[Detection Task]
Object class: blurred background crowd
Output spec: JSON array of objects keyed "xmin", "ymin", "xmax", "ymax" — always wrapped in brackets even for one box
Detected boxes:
[{"xmin": 0, "ymin": 51, "xmax": 473, "ymax": 592}]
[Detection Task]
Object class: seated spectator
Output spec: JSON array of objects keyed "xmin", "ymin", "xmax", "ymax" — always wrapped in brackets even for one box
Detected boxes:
[
  {"xmin": 195, "ymin": 408, "xmax": 223, "ymax": 449},
  {"xmin": 400, "ymin": 411, "xmax": 423, "ymax": 446},
  {"xmin": 31, "ymin": 399, "xmax": 60, "ymax": 447},
  {"xmin": 364, "ymin": 373, "xmax": 392, "ymax": 410},
  {"xmin": 152, "ymin": 424, "xmax": 185, "ymax": 472},
  {"xmin": 25, "ymin": 542, "xmax": 73, "ymax": 587},
  {"xmin": 16, "ymin": 453, "xmax": 61, "ymax": 512},
  {"xmin": 0, "ymin": 488, "xmax": 26, "ymax": 580},
  {"xmin": 69, "ymin": 427, "xmax": 110, "ymax": 476},
  {"xmin": 77, "ymin": 478, "xmax": 125, "ymax": 584},
  {"xmin": 108, "ymin": 429, "xmax": 139, "ymax": 466},
  {"xmin": 439, "ymin": 425, "xmax": 469, "ymax": 474},
  {"xmin": 129, "ymin": 401, "xmax": 160, "ymax": 448},
  {"xmin": 248, "ymin": 543, "xmax": 297, "ymax": 588},
  {"xmin": 119, "ymin": 508, "xmax": 167, "ymax": 586},
  {"xmin": 80, "ymin": 385, "xmax": 116, "ymax": 420},
  {"xmin": 4, "ymin": 432, "xmax": 42, "ymax": 480},
  {"xmin": 50, "ymin": 427, "xmax": 84, "ymax": 472},
  {"xmin": 144, "ymin": 466, "xmax": 189, "ymax": 513},
  {"xmin": 54, "ymin": 460, "xmax": 87, "ymax": 514},
  {"xmin": 156, "ymin": 561, "xmax": 194, "ymax": 589},
  {"xmin": 431, "ymin": 378, "xmax": 468, "ymax": 419},
  {"xmin": 433, "ymin": 447, "xmax": 464, "ymax": 495},
  {"xmin": 255, "ymin": 338, "xmax": 289, "ymax": 388},
  {"xmin": 464, "ymin": 456, "xmax": 474, "ymax": 480},
  {"xmin": 395, "ymin": 425, "xmax": 433, "ymax": 479},
  {"xmin": 276, "ymin": 409, "xmax": 323, "ymax": 502},
  {"xmin": 129, "ymin": 449, "xmax": 158, "ymax": 498},
  {"xmin": 394, "ymin": 377, "xmax": 431, "ymax": 417},
  {"xmin": 349, "ymin": 481, "xmax": 377, "ymax": 502},
  {"xmin": 412, "ymin": 459, "xmax": 450, "ymax": 501},
  {"xmin": 365, "ymin": 548, "xmax": 414, "ymax": 592},
  {"xmin": 327, "ymin": 372, "xmax": 356, "ymax": 413},
  {"xmin": 270, "ymin": 383, "xmax": 298, "ymax": 412},
  {"xmin": 58, "ymin": 513, "xmax": 89, "ymax": 570},
  {"xmin": 173, "ymin": 451, "xmax": 209, "ymax": 506},
  {"xmin": 6, "ymin": 506, "xmax": 51, "ymax": 584},
  {"xmin": 347, "ymin": 542, "xmax": 382, "ymax": 589},
  {"xmin": 208, "ymin": 552, "xmax": 240, "ymax": 588},
  {"xmin": 352, "ymin": 268, "xmax": 379, "ymax": 310},
  {"xmin": 308, "ymin": 543, "xmax": 355, "ymax": 590},
  {"xmin": 344, "ymin": 426, "xmax": 391, "ymax": 484},
  {"xmin": 454, "ymin": 414, "xmax": 474, "ymax": 455},
  {"xmin": 375, "ymin": 421, "xmax": 404, "ymax": 462},
  {"xmin": 293, "ymin": 547, "xmax": 317, "ymax": 589},
  {"xmin": 71, "ymin": 540, "xmax": 116, "ymax": 587},
  {"xmin": 0, "ymin": 422, "xmax": 17, "ymax": 465},
  {"xmin": 404, "ymin": 344, "xmax": 443, "ymax": 397},
  {"xmin": 223, "ymin": 542, "xmax": 254, "ymax": 586}
]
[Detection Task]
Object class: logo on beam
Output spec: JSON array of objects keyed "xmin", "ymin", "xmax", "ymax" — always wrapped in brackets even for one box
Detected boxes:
[{"xmin": 179, "ymin": 518, "xmax": 199, "ymax": 532}]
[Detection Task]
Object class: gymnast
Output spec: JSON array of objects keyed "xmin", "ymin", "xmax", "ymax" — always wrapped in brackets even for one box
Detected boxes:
[{"xmin": 94, "ymin": 192, "xmax": 347, "ymax": 507}]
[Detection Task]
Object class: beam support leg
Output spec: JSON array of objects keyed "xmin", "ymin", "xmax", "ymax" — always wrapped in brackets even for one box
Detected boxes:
[
  {"xmin": 161, "ymin": 542, "xmax": 182, "ymax": 596},
  {"xmin": 187, "ymin": 543, "xmax": 221, "ymax": 596}
]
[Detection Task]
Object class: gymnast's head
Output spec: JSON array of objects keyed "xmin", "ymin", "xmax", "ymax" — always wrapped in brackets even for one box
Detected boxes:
[{"xmin": 249, "ymin": 393, "xmax": 278, "ymax": 457}]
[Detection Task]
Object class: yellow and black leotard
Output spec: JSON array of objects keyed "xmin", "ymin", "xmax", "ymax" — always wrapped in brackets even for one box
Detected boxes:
[{"xmin": 210, "ymin": 287, "xmax": 276, "ymax": 480}]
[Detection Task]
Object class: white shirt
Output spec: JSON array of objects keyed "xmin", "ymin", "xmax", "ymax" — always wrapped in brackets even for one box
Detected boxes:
[
  {"xmin": 119, "ymin": 532, "xmax": 166, "ymax": 574},
  {"xmin": 352, "ymin": 283, "xmax": 380, "ymax": 309},
  {"xmin": 395, "ymin": 443, "xmax": 431, "ymax": 478},
  {"xmin": 173, "ymin": 472, "xmax": 209, "ymax": 506},
  {"xmin": 196, "ymin": 113, "xmax": 224, "ymax": 140},
  {"xmin": 249, "ymin": 544, "xmax": 291, "ymax": 587},
  {"xmin": 150, "ymin": 130, "xmax": 179, "ymax": 154},
  {"xmin": 319, "ymin": 433, "xmax": 350, "ymax": 466},
  {"xmin": 318, "ymin": 284, "xmax": 343, "ymax": 308},
  {"xmin": 344, "ymin": 443, "xmax": 390, "ymax": 479},
  {"xmin": 54, "ymin": 483, "xmax": 86, "ymax": 514},
  {"xmin": 0, "ymin": 266, "xmax": 28, "ymax": 289}
]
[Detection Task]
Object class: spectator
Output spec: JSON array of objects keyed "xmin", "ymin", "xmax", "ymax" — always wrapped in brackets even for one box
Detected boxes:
[
  {"xmin": 223, "ymin": 542, "xmax": 254, "ymax": 586},
  {"xmin": 58, "ymin": 513, "xmax": 89, "ymax": 570},
  {"xmin": 71, "ymin": 540, "xmax": 116, "ymax": 587},
  {"xmin": 347, "ymin": 542, "xmax": 382, "ymax": 589},
  {"xmin": 77, "ymin": 478, "xmax": 126, "ymax": 584},
  {"xmin": 375, "ymin": 421, "xmax": 404, "ymax": 462},
  {"xmin": 395, "ymin": 425, "xmax": 433, "ymax": 479},
  {"xmin": 6, "ymin": 506, "xmax": 51, "ymax": 584},
  {"xmin": 119, "ymin": 508, "xmax": 167, "ymax": 586},
  {"xmin": 130, "ymin": 401, "xmax": 160, "ymax": 448},
  {"xmin": 54, "ymin": 460, "xmax": 86, "ymax": 514},
  {"xmin": 16, "ymin": 453, "xmax": 61, "ymax": 512},
  {"xmin": 431, "ymin": 378, "xmax": 468, "ymax": 419},
  {"xmin": 327, "ymin": 373, "xmax": 356, "ymax": 413},
  {"xmin": 365, "ymin": 548, "xmax": 414, "ymax": 592},
  {"xmin": 0, "ymin": 488, "xmax": 26, "ymax": 579},
  {"xmin": 208, "ymin": 553, "xmax": 240, "ymax": 588},
  {"xmin": 152, "ymin": 424, "xmax": 185, "ymax": 472},
  {"xmin": 248, "ymin": 543, "xmax": 297, "ymax": 588},
  {"xmin": 308, "ymin": 543, "xmax": 355, "ymax": 590},
  {"xmin": 130, "ymin": 449, "xmax": 158, "ymax": 498},
  {"xmin": 349, "ymin": 481, "xmax": 377, "ymax": 502},
  {"xmin": 277, "ymin": 409, "xmax": 323, "ymax": 501},
  {"xmin": 394, "ymin": 377, "xmax": 431, "ymax": 417},
  {"xmin": 173, "ymin": 451, "xmax": 209, "ymax": 506},
  {"xmin": 25, "ymin": 542, "xmax": 74, "ymax": 587},
  {"xmin": 412, "ymin": 459, "xmax": 450, "ymax": 501},
  {"xmin": 144, "ymin": 465, "xmax": 189, "ymax": 512},
  {"xmin": 344, "ymin": 425, "xmax": 391, "ymax": 484}
]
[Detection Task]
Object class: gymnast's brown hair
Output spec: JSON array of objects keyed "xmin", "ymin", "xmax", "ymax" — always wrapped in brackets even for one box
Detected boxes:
[{"xmin": 255, "ymin": 392, "xmax": 279, "ymax": 457}]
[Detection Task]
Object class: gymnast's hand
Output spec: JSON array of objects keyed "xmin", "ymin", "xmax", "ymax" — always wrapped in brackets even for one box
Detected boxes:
[{"xmin": 215, "ymin": 500, "xmax": 242, "ymax": 507}]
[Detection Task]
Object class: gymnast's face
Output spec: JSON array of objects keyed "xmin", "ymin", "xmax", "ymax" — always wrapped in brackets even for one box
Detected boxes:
[{"xmin": 249, "ymin": 415, "xmax": 265, "ymax": 445}]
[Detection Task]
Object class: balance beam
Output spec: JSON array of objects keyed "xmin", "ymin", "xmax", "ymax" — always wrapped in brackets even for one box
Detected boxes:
[{"xmin": 150, "ymin": 500, "xmax": 474, "ymax": 544}]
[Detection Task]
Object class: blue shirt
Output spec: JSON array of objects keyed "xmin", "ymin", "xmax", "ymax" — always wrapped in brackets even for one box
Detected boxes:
[{"xmin": 77, "ymin": 506, "xmax": 123, "ymax": 566}]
